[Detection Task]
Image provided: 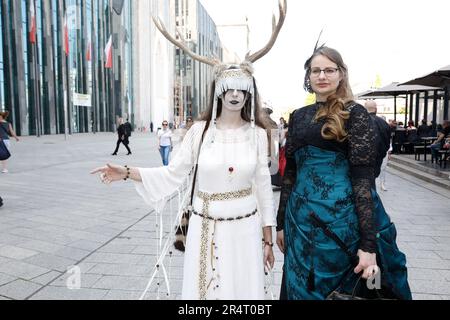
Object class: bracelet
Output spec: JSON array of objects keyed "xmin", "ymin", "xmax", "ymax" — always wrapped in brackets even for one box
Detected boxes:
[
  {"xmin": 123, "ymin": 165, "xmax": 131, "ymax": 181},
  {"xmin": 264, "ymin": 241, "xmax": 274, "ymax": 247}
]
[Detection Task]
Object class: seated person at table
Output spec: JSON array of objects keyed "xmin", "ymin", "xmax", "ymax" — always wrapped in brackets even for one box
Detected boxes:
[
  {"xmin": 417, "ymin": 119, "xmax": 430, "ymax": 138},
  {"xmin": 430, "ymin": 120, "xmax": 450, "ymax": 161}
]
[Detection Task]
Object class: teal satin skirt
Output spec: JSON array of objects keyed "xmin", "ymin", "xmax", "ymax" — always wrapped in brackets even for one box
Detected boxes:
[{"xmin": 284, "ymin": 146, "xmax": 412, "ymax": 300}]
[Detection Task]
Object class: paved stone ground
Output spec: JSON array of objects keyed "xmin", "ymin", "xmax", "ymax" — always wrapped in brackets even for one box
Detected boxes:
[{"xmin": 0, "ymin": 131, "xmax": 449, "ymax": 300}]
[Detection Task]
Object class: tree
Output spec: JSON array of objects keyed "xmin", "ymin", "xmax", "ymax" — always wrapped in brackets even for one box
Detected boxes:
[{"xmin": 305, "ymin": 93, "xmax": 316, "ymax": 106}]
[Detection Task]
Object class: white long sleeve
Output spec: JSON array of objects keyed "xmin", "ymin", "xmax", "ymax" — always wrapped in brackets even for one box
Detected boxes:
[
  {"xmin": 134, "ymin": 122, "xmax": 207, "ymax": 209},
  {"xmin": 255, "ymin": 128, "xmax": 276, "ymax": 227}
]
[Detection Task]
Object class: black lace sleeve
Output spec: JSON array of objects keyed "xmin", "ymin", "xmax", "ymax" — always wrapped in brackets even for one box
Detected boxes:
[
  {"xmin": 347, "ymin": 104, "xmax": 377, "ymax": 253},
  {"xmin": 277, "ymin": 111, "xmax": 297, "ymax": 232}
]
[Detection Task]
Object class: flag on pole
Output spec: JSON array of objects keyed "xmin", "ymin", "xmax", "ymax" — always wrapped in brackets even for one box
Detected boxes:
[
  {"xmin": 29, "ymin": 0, "xmax": 37, "ymax": 44},
  {"xmin": 63, "ymin": 13, "xmax": 69, "ymax": 56},
  {"xmin": 104, "ymin": 35, "xmax": 113, "ymax": 68},
  {"xmin": 86, "ymin": 41, "xmax": 91, "ymax": 61}
]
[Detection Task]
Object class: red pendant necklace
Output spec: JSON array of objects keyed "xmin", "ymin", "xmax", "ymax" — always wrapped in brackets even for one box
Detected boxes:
[{"xmin": 228, "ymin": 167, "xmax": 235, "ymax": 182}]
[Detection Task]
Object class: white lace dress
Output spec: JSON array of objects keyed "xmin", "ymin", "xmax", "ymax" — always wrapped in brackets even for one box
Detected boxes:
[{"xmin": 134, "ymin": 121, "xmax": 276, "ymax": 300}]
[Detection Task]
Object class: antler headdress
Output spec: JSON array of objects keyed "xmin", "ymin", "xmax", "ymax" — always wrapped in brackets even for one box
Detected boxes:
[{"xmin": 153, "ymin": 0, "xmax": 287, "ymax": 143}]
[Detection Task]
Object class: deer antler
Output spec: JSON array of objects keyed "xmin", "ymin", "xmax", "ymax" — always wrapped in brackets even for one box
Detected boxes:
[
  {"xmin": 245, "ymin": 0, "xmax": 287, "ymax": 63},
  {"xmin": 152, "ymin": 17, "xmax": 219, "ymax": 67}
]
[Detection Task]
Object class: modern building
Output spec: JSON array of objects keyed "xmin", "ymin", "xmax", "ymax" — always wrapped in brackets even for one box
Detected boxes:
[
  {"xmin": 132, "ymin": 0, "xmax": 175, "ymax": 132},
  {"xmin": 0, "ymin": 0, "xmax": 134, "ymax": 136},
  {"xmin": 174, "ymin": 0, "xmax": 223, "ymax": 123}
]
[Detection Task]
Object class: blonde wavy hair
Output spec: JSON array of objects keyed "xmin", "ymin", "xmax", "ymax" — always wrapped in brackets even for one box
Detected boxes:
[{"xmin": 304, "ymin": 46, "xmax": 354, "ymax": 142}]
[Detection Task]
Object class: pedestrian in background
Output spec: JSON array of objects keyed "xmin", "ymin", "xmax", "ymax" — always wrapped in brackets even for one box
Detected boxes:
[
  {"xmin": 158, "ymin": 120, "xmax": 173, "ymax": 166},
  {"xmin": 0, "ymin": 111, "xmax": 20, "ymax": 173},
  {"xmin": 112, "ymin": 117, "xmax": 132, "ymax": 156},
  {"xmin": 364, "ymin": 100, "xmax": 392, "ymax": 191}
]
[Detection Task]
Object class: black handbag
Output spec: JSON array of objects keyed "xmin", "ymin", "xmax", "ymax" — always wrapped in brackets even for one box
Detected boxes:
[
  {"xmin": 0, "ymin": 139, "xmax": 10, "ymax": 161},
  {"xmin": 309, "ymin": 212, "xmax": 399, "ymax": 300},
  {"xmin": 173, "ymin": 121, "xmax": 210, "ymax": 252}
]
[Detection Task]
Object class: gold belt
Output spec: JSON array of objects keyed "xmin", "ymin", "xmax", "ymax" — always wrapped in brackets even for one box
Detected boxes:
[{"xmin": 196, "ymin": 187, "xmax": 252, "ymax": 300}]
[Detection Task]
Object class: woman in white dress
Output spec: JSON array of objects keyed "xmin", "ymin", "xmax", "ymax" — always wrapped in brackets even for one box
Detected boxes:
[
  {"xmin": 91, "ymin": 1, "xmax": 287, "ymax": 300},
  {"xmin": 91, "ymin": 69, "xmax": 276, "ymax": 300}
]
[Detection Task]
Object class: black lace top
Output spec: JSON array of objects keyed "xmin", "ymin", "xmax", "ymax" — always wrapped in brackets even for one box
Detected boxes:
[{"xmin": 277, "ymin": 102, "xmax": 377, "ymax": 253}]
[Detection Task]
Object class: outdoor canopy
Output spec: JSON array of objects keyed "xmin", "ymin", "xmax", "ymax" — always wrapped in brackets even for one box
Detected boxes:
[{"xmin": 401, "ymin": 65, "xmax": 450, "ymax": 88}]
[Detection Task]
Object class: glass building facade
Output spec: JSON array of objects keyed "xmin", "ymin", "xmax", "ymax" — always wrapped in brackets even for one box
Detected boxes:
[
  {"xmin": 0, "ymin": 0, "xmax": 133, "ymax": 136},
  {"xmin": 174, "ymin": 0, "xmax": 222, "ymax": 122}
]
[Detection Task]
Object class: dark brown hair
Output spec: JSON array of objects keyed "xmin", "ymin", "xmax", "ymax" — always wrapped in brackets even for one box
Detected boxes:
[{"xmin": 0, "ymin": 111, "xmax": 9, "ymax": 119}]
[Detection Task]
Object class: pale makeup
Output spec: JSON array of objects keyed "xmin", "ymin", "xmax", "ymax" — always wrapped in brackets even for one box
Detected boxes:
[{"xmin": 221, "ymin": 89, "xmax": 247, "ymax": 113}]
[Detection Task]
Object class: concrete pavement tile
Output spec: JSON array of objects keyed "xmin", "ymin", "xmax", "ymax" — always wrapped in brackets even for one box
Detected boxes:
[
  {"xmin": 405, "ymin": 229, "xmax": 450, "ymax": 238},
  {"xmin": 53, "ymin": 247, "xmax": 91, "ymax": 261},
  {"xmin": 432, "ymin": 237, "xmax": 450, "ymax": 245},
  {"xmin": 0, "ymin": 245, "xmax": 40, "ymax": 260},
  {"xmin": 0, "ymin": 233, "xmax": 30, "ymax": 246},
  {"xmin": 0, "ymin": 279, "xmax": 42, "ymax": 300},
  {"xmin": 103, "ymin": 290, "xmax": 143, "ymax": 300},
  {"xmin": 83, "ymin": 226, "xmax": 122, "ymax": 237},
  {"xmin": 73, "ymin": 262, "xmax": 97, "ymax": 274},
  {"xmin": 435, "ymin": 251, "xmax": 450, "ymax": 260},
  {"xmin": 17, "ymin": 240, "xmax": 64, "ymax": 254},
  {"xmin": 23, "ymin": 253, "xmax": 78, "ymax": 272},
  {"xmin": 407, "ymin": 242, "xmax": 450, "ymax": 251},
  {"xmin": 401, "ymin": 249, "xmax": 442, "ymax": 260},
  {"xmin": 68, "ymin": 239, "xmax": 103, "ymax": 251},
  {"xmin": 87, "ymin": 263, "xmax": 152, "ymax": 277},
  {"xmin": 112, "ymin": 237, "xmax": 155, "ymax": 246},
  {"xmin": 131, "ymin": 245, "xmax": 159, "ymax": 255},
  {"xmin": 28, "ymin": 286, "xmax": 108, "ymax": 300},
  {"xmin": 0, "ymin": 261, "xmax": 50, "ymax": 280},
  {"xmin": 30, "ymin": 271, "xmax": 62, "ymax": 286},
  {"xmin": 407, "ymin": 268, "xmax": 448, "ymax": 281},
  {"xmin": 436, "ymin": 270, "xmax": 450, "ymax": 281},
  {"xmin": 121, "ymin": 230, "xmax": 153, "ymax": 239},
  {"xmin": 91, "ymin": 275, "xmax": 149, "ymax": 291},
  {"xmin": 397, "ymin": 235, "xmax": 438, "ymax": 243},
  {"xmin": 107, "ymin": 222, "xmax": 137, "ymax": 231},
  {"xmin": 412, "ymin": 293, "xmax": 444, "ymax": 300},
  {"xmin": 0, "ymin": 256, "xmax": 14, "ymax": 266},
  {"xmin": 407, "ymin": 258, "xmax": 450, "ymax": 269},
  {"xmin": 0, "ymin": 273, "xmax": 16, "ymax": 286},
  {"xmin": 434, "ymin": 225, "xmax": 450, "ymax": 231},
  {"xmin": 410, "ymin": 280, "xmax": 450, "ymax": 295},
  {"xmin": 98, "ymin": 244, "xmax": 137, "ymax": 254},
  {"xmin": 84, "ymin": 252, "xmax": 145, "ymax": 264}
]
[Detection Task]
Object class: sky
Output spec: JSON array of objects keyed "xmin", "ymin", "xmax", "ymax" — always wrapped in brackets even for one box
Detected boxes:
[{"xmin": 200, "ymin": 0, "xmax": 450, "ymax": 116}]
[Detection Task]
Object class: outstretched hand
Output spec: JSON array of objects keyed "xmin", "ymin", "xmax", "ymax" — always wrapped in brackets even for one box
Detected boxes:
[{"xmin": 90, "ymin": 164, "xmax": 127, "ymax": 184}]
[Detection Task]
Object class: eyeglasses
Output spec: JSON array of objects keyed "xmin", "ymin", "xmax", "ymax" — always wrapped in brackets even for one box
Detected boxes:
[
  {"xmin": 310, "ymin": 67, "xmax": 339, "ymax": 78},
  {"xmin": 162, "ymin": 123, "xmax": 168, "ymax": 126}
]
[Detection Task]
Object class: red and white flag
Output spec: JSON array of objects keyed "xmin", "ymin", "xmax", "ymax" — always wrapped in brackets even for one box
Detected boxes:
[
  {"xmin": 63, "ymin": 12, "xmax": 69, "ymax": 56},
  {"xmin": 29, "ymin": 0, "xmax": 36, "ymax": 44},
  {"xmin": 104, "ymin": 35, "xmax": 113, "ymax": 69},
  {"xmin": 86, "ymin": 41, "xmax": 91, "ymax": 61}
]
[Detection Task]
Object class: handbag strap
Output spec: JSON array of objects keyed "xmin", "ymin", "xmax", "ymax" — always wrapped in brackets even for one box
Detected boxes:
[
  {"xmin": 189, "ymin": 121, "xmax": 210, "ymax": 207},
  {"xmin": 309, "ymin": 211, "xmax": 360, "ymax": 266},
  {"xmin": 310, "ymin": 211, "xmax": 385, "ymax": 299}
]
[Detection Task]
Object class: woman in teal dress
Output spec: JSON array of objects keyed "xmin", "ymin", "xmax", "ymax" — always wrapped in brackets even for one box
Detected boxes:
[{"xmin": 276, "ymin": 46, "xmax": 412, "ymax": 300}]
